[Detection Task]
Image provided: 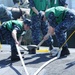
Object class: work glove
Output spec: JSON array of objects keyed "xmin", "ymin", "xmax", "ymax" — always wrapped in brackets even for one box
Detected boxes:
[{"xmin": 38, "ymin": 11, "xmax": 44, "ymax": 20}]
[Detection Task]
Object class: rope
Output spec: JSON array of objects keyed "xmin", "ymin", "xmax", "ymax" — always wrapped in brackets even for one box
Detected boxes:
[
  {"xmin": 60, "ymin": 30, "xmax": 75, "ymax": 49},
  {"xmin": 34, "ymin": 30, "xmax": 75, "ymax": 75}
]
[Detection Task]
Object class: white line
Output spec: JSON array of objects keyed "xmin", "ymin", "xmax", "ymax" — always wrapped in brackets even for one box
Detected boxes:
[
  {"xmin": 34, "ymin": 57, "xmax": 58, "ymax": 75},
  {"xmin": 16, "ymin": 44, "xmax": 29, "ymax": 75},
  {"xmin": 34, "ymin": 49, "xmax": 61, "ymax": 75}
]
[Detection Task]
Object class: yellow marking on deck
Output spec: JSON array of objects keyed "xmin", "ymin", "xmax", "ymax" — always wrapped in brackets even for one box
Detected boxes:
[{"xmin": 36, "ymin": 49, "xmax": 49, "ymax": 53}]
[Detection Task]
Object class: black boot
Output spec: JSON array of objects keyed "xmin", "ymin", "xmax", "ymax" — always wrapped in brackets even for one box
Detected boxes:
[
  {"xmin": 11, "ymin": 50, "xmax": 24, "ymax": 61},
  {"xmin": 11, "ymin": 56, "xmax": 20, "ymax": 61},
  {"xmin": 60, "ymin": 46, "xmax": 70, "ymax": 57},
  {"xmin": 49, "ymin": 44, "xmax": 53, "ymax": 50},
  {"xmin": 11, "ymin": 50, "xmax": 20, "ymax": 61}
]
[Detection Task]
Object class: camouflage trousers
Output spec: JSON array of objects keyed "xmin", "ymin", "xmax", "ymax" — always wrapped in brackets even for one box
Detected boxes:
[
  {"xmin": 0, "ymin": 26, "xmax": 17, "ymax": 56},
  {"xmin": 31, "ymin": 15, "xmax": 53, "ymax": 46},
  {"xmin": 55, "ymin": 11, "xmax": 75, "ymax": 48}
]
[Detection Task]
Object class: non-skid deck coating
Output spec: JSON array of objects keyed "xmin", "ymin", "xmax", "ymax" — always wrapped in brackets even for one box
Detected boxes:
[
  {"xmin": 0, "ymin": 44, "xmax": 75, "ymax": 75},
  {"xmin": 0, "ymin": 44, "xmax": 50, "ymax": 53}
]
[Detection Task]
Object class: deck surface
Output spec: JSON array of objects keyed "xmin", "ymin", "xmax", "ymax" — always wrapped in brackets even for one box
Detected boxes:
[{"xmin": 0, "ymin": 44, "xmax": 75, "ymax": 75}]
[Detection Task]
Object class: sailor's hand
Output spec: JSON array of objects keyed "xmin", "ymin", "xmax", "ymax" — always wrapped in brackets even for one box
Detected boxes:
[
  {"xmin": 43, "ymin": 33, "xmax": 50, "ymax": 41},
  {"xmin": 15, "ymin": 40, "xmax": 20, "ymax": 46}
]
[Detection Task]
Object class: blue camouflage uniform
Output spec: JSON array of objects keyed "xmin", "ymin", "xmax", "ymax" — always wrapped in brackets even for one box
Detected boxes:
[
  {"xmin": 28, "ymin": 0, "xmax": 53, "ymax": 47},
  {"xmin": 45, "ymin": 6, "xmax": 75, "ymax": 48},
  {"xmin": 13, "ymin": 0, "xmax": 23, "ymax": 5},
  {"xmin": 13, "ymin": 0, "xmax": 19, "ymax": 4},
  {"xmin": 0, "ymin": 20, "xmax": 24, "ymax": 59},
  {"xmin": 58, "ymin": 0, "xmax": 67, "ymax": 6},
  {"xmin": 0, "ymin": 4, "xmax": 13, "ymax": 23},
  {"xmin": 55, "ymin": 11, "xmax": 75, "ymax": 48}
]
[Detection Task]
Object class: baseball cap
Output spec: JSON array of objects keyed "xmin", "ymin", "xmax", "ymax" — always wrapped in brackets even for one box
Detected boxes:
[{"xmin": 23, "ymin": 19, "xmax": 32, "ymax": 27}]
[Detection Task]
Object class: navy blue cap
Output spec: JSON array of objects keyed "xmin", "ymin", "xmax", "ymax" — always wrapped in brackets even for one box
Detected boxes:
[{"xmin": 23, "ymin": 19, "xmax": 32, "ymax": 26}]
